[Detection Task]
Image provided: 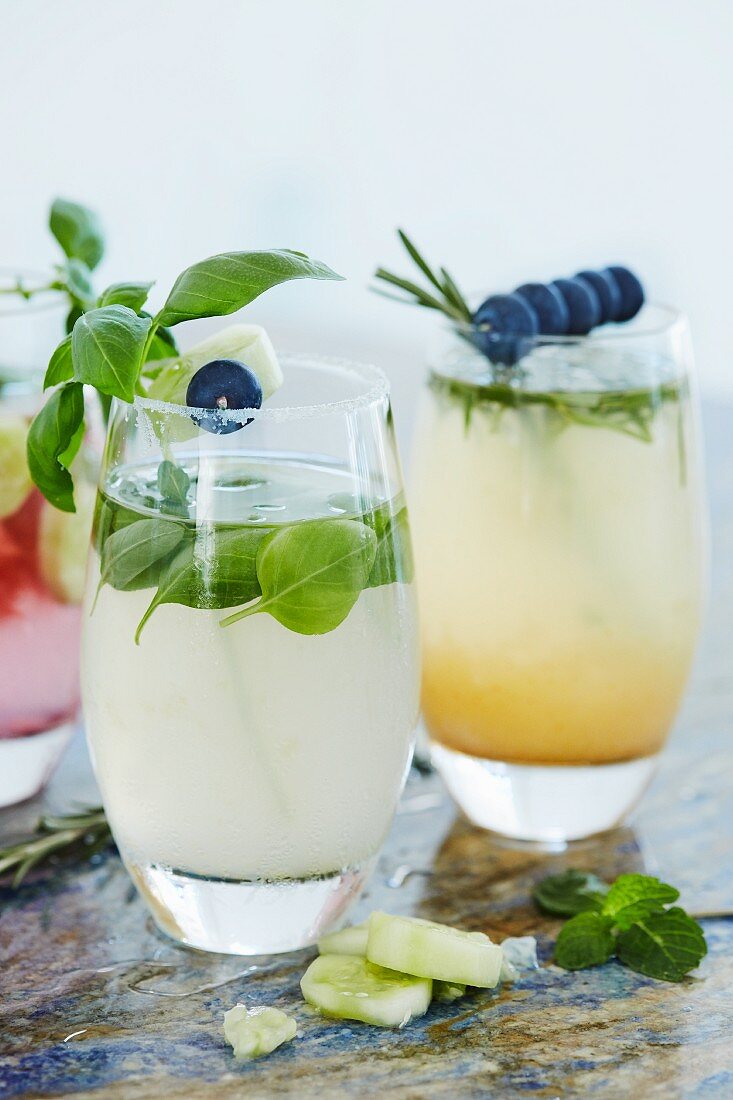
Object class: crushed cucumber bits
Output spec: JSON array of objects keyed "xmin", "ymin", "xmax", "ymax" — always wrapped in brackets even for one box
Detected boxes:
[{"xmin": 223, "ymin": 1004, "xmax": 297, "ymax": 1061}]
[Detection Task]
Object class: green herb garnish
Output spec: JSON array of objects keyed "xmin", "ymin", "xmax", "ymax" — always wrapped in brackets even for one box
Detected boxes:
[
  {"xmin": 536, "ymin": 872, "xmax": 707, "ymax": 982},
  {"xmin": 30, "ymin": 250, "xmax": 344, "ymax": 514},
  {"xmin": 373, "ymin": 230, "xmax": 472, "ymax": 325},
  {"xmin": 0, "ymin": 808, "xmax": 111, "ymax": 886}
]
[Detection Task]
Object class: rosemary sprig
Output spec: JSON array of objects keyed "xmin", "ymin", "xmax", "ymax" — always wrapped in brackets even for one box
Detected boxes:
[
  {"xmin": 373, "ymin": 230, "xmax": 473, "ymax": 325},
  {"xmin": 0, "ymin": 807, "xmax": 112, "ymax": 887}
]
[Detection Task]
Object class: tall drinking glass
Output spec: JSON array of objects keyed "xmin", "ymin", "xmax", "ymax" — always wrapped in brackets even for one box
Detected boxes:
[
  {"xmin": 82, "ymin": 357, "xmax": 419, "ymax": 954},
  {"xmin": 0, "ymin": 276, "xmax": 95, "ymax": 807},
  {"xmin": 411, "ymin": 306, "xmax": 705, "ymax": 842}
]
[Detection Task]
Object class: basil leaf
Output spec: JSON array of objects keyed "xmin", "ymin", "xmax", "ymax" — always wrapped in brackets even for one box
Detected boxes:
[
  {"xmin": 615, "ymin": 908, "xmax": 707, "ymax": 982},
  {"xmin": 65, "ymin": 305, "xmax": 83, "ymax": 335},
  {"xmin": 98, "ymin": 282, "xmax": 153, "ymax": 312},
  {"xmin": 158, "ymin": 249, "xmax": 344, "ymax": 327},
  {"xmin": 221, "ymin": 519, "xmax": 377, "ymax": 635},
  {"xmin": 366, "ymin": 505, "xmax": 414, "ymax": 588},
  {"xmin": 44, "ymin": 335, "xmax": 74, "ymax": 390},
  {"xmin": 602, "ymin": 874, "xmax": 680, "ymax": 931},
  {"xmin": 533, "ymin": 870, "xmax": 609, "ymax": 917},
  {"xmin": 99, "ymin": 519, "xmax": 186, "ymax": 593},
  {"xmin": 554, "ymin": 912, "xmax": 615, "ymax": 970},
  {"xmin": 135, "ymin": 527, "xmax": 267, "ymax": 643},
  {"xmin": 138, "ymin": 312, "xmax": 179, "ymax": 363},
  {"xmin": 71, "ymin": 305, "xmax": 152, "ymax": 402},
  {"xmin": 157, "ymin": 459, "xmax": 191, "ymax": 516},
  {"xmin": 64, "ymin": 258, "xmax": 94, "ymax": 304},
  {"xmin": 26, "ymin": 382, "xmax": 85, "ymax": 512},
  {"xmin": 49, "ymin": 198, "xmax": 104, "ymax": 270}
]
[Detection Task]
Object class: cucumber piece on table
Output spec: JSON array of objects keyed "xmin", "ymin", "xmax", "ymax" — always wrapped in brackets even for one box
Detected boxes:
[
  {"xmin": 366, "ymin": 912, "xmax": 503, "ymax": 988},
  {"xmin": 317, "ymin": 921, "xmax": 369, "ymax": 957},
  {"xmin": 223, "ymin": 1004, "xmax": 297, "ymax": 1060},
  {"xmin": 300, "ymin": 954, "xmax": 432, "ymax": 1027}
]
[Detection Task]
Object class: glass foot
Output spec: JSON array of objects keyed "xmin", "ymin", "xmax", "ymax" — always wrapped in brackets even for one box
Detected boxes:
[
  {"xmin": 0, "ymin": 721, "xmax": 75, "ymax": 808},
  {"xmin": 431, "ymin": 742, "xmax": 660, "ymax": 843},
  {"xmin": 126, "ymin": 858, "xmax": 374, "ymax": 955}
]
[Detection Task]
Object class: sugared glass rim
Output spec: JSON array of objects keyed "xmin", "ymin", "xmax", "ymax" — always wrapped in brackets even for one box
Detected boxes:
[
  {"xmin": 0, "ymin": 268, "xmax": 67, "ymax": 317},
  {"xmin": 455, "ymin": 302, "xmax": 686, "ymax": 344},
  {"xmin": 132, "ymin": 354, "xmax": 390, "ymax": 423}
]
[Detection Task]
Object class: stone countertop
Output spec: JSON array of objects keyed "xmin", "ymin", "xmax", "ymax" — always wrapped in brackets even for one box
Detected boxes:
[{"xmin": 1, "ymin": 405, "xmax": 732, "ymax": 1100}]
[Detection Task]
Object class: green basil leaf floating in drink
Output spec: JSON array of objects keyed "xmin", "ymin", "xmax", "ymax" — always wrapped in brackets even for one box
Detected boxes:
[
  {"xmin": 98, "ymin": 519, "xmax": 186, "ymax": 597},
  {"xmin": 157, "ymin": 250, "xmax": 344, "ymax": 327},
  {"xmin": 615, "ymin": 908, "xmax": 707, "ymax": 982},
  {"xmin": 602, "ymin": 873, "xmax": 680, "ymax": 931},
  {"xmin": 71, "ymin": 306, "xmax": 152, "ymax": 403},
  {"xmin": 26, "ymin": 382, "xmax": 85, "ymax": 513},
  {"xmin": 156, "ymin": 459, "xmax": 191, "ymax": 517},
  {"xmin": 49, "ymin": 198, "xmax": 105, "ymax": 271},
  {"xmin": 97, "ymin": 281, "xmax": 154, "ymax": 313},
  {"xmin": 135, "ymin": 527, "xmax": 269, "ymax": 643},
  {"xmin": 533, "ymin": 869, "xmax": 609, "ymax": 917},
  {"xmin": 43, "ymin": 334, "xmax": 74, "ymax": 391},
  {"xmin": 554, "ymin": 912, "xmax": 616, "ymax": 970},
  {"xmin": 366, "ymin": 505, "xmax": 414, "ymax": 588},
  {"xmin": 220, "ymin": 519, "xmax": 377, "ymax": 635}
]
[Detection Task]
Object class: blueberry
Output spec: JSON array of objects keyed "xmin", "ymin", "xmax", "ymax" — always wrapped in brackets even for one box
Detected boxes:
[
  {"xmin": 604, "ymin": 266, "xmax": 644, "ymax": 322},
  {"xmin": 472, "ymin": 293, "xmax": 539, "ymax": 365},
  {"xmin": 514, "ymin": 282, "xmax": 570, "ymax": 335},
  {"xmin": 552, "ymin": 277, "xmax": 602, "ymax": 336},
  {"xmin": 576, "ymin": 269, "xmax": 622, "ymax": 324},
  {"xmin": 186, "ymin": 359, "xmax": 263, "ymax": 435}
]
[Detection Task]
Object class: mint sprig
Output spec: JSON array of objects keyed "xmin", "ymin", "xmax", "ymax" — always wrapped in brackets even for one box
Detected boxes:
[
  {"xmin": 30, "ymin": 249, "xmax": 344, "ymax": 513},
  {"xmin": 536, "ymin": 872, "xmax": 707, "ymax": 982}
]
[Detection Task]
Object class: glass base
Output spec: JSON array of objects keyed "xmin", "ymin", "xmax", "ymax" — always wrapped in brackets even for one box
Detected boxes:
[
  {"xmin": 127, "ymin": 858, "xmax": 374, "ymax": 955},
  {"xmin": 431, "ymin": 742, "xmax": 660, "ymax": 843},
  {"xmin": 0, "ymin": 721, "xmax": 75, "ymax": 808}
]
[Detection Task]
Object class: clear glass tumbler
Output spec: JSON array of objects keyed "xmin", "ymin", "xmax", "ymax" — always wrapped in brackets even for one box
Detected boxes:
[
  {"xmin": 410, "ymin": 306, "xmax": 706, "ymax": 843},
  {"xmin": 0, "ymin": 277, "xmax": 95, "ymax": 807},
  {"xmin": 82, "ymin": 356, "xmax": 419, "ymax": 954}
]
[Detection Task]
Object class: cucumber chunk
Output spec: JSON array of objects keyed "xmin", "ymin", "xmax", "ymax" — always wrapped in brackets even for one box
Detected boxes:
[
  {"xmin": 317, "ymin": 921, "xmax": 369, "ymax": 957},
  {"xmin": 149, "ymin": 323, "xmax": 283, "ymax": 404},
  {"xmin": 366, "ymin": 912, "xmax": 503, "ymax": 989},
  {"xmin": 223, "ymin": 1003, "xmax": 297, "ymax": 1061},
  {"xmin": 300, "ymin": 954, "xmax": 432, "ymax": 1027},
  {"xmin": 433, "ymin": 980, "xmax": 467, "ymax": 1003},
  {"xmin": 0, "ymin": 416, "xmax": 32, "ymax": 520}
]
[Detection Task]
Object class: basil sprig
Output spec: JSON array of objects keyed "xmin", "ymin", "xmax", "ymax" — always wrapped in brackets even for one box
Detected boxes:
[
  {"xmin": 536, "ymin": 871, "xmax": 707, "ymax": 982},
  {"xmin": 29, "ymin": 249, "xmax": 343, "ymax": 512}
]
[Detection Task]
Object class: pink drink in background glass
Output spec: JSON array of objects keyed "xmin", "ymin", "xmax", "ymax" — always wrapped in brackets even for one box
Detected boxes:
[{"xmin": 0, "ymin": 280, "xmax": 94, "ymax": 807}]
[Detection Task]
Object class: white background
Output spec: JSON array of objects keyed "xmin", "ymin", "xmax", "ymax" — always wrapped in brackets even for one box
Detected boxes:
[{"xmin": 1, "ymin": 0, "xmax": 731, "ymax": 452}]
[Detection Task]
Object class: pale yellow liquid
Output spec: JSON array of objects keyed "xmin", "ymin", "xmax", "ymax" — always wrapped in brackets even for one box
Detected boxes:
[{"xmin": 411, "ymin": 369, "xmax": 704, "ymax": 766}]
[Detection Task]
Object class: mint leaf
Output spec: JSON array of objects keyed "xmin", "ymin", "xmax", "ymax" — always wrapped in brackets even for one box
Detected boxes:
[
  {"xmin": 50, "ymin": 198, "xmax": 104, "ymax": 270},
  {"xmin": 603, "ymin": 874, "xmax": 680, "ymax": 930},
  {"xmin": 554, "ymin": 912, "xmax": 615, "ymax": 970},
  {"xmin": 71, "ymin": 305, "xmax": 152, "ymax": 402},
  {"xmin": 221, "ymin": 519, "xmax": 377, "ymax": 635},
  {"xmin": 534, "ymin": 870, "xmax": 609, "ymax": 917},
  {"xmin": 135, "ymin": 528, "xmax": 267, "ymax": 643},
  {"xmin": 157, "ymin": 250, "xmax": 343, "ymax": 327},
  {"xmin": 26, "ymin": 382, "xmax": 85, "ymax": 512},
  {"xmin": 44, "ymin": 335, "xmax": 74, "ymax": 390},
  {"xmin": 98, "ymin": 519, "xmax": 186, "ymax": 596},
  {"xmin": 616, "ymin": 908, "xmax": 707, "ymax": 982},
  {"xmin": 98, "ymin": 282, "xmax": 153, "ymax": 312}
]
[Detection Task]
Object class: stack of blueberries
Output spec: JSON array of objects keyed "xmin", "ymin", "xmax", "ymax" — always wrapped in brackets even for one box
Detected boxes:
[{"xmin": 472, "ymin": 265, "xmax": 644, "ymax": 364}]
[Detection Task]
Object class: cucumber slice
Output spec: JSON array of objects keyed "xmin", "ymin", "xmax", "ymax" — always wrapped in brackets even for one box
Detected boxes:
[
  {"xmin": 38, "ymin": 482, "xmax": 95, "ymax": 603},
  {"xmin": 149, "ymin": 324, "xmax": 283, "ymax": 404},
  {"xmin": 366, "ymin": 912, "xmax": 503, "ymax": 989},
  {"xmin": 433, "ymin": 980, "xmax": 467, "ymax": 1003},
  {"xmin": 300, "ymin": 954, "xmax": 432, "ymax": 1027},
  {"xmin": 317, "ymin": 921, "xmax": 369, "ymax": 957},
  {"xmin": 0, "ymin": 416, "xmax": 32, "ymax": 520},
  {"xmin": 223, "ymin": 1003, "xmax": 297, "ymax": 1060}
]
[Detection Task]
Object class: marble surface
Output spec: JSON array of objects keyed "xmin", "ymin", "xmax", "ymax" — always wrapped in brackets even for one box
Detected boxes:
[{"xmin": 1, "ymin": 404, "xmax": 733, "ymax": 1099}]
